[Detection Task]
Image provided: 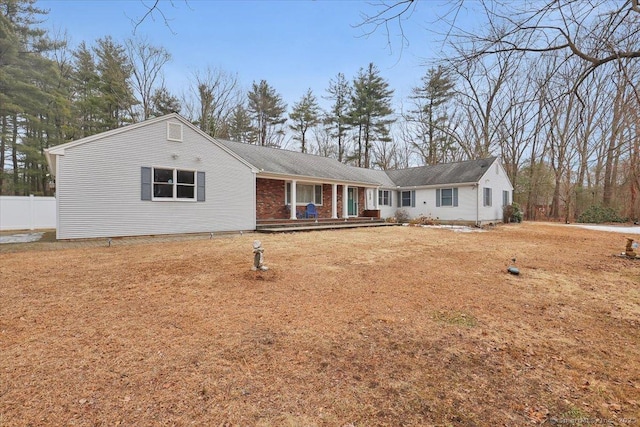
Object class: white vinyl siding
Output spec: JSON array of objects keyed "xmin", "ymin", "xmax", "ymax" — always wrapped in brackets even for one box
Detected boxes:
[
  {"xmin": 477, "ymin": 161, "xmax": 513, "ymax": 224},
  {"xmin": 388, "ymin": 161, "xmax": 512, "ymax": 224},
  {"xmin": 55, "ymin": 117, "xmax": 255, "ymax": 239}
]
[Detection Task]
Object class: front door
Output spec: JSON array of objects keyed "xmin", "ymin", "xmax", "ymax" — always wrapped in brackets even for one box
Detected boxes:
[
  {"xmin": 366, "ymin": 188, "xmax": 376, "ymax": 210},
  {"xmin": 348, "ymin": 187, "xmax": 358, "ymax": 216}
]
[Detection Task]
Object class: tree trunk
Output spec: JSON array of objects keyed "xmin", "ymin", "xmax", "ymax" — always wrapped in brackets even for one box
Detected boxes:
[
  {"xmin": 12, "ymin": 114, "xmax": 19, "ymax": 195},
  {"xmin": 603, "ymin": 80, "xmax": 625, "ymax": 207},
  {"xmin": 0, "ymin": 115, "xmax": 6, "ymax": 194}
]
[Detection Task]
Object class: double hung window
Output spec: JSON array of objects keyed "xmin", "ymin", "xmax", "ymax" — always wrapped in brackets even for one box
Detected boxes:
[
  {"xmin": 286, "ymin": 183, "xmax": 323, "ymax": 205},
  {"xmin": 153, "ymin": 168, "xmax": 196, "ymax": 200},
  {"xmin": 378, "ymin": 190, "xmax": 391, "ymax": 206},
  {"xmin": 436, "ymin": 188, "xmax": 458, "ymax": 207},
  {"xmin": 483, "ymin": 188, "xmax": 492, "ymax": 207}
]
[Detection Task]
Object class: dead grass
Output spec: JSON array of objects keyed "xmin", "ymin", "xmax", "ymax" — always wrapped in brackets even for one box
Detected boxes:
[{"xmin": 1, "ymin": 223, "xmax": 639, "ymax": 426}]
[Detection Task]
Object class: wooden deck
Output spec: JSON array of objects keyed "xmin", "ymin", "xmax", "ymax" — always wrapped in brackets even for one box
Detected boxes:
[{"xmin": 256, "ymin": 217, "xmax": 396, "ymax": 233}]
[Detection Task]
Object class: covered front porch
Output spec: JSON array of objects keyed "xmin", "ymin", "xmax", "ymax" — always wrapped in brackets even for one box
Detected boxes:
[{"xmin": 255, "ymin": 177, "xmax": 382, "ymax": 221}]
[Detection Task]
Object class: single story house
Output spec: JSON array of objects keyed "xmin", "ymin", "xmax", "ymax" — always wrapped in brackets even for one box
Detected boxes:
[{"xmin": 45, "ymin": 113, "xmax": 513, "ymax": 239}]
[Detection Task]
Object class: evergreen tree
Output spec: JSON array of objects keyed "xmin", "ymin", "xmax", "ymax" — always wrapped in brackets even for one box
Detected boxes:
[
  {"xmin": 247, "ymin": 79, "xmax": 286, "ymax": 147},
  {"xmin": 289, "ymin": 88, "xmax": 320, "ymax": 153},
  {"xmin": 0, "ymin": 0, "xmax": 62, "ymax": 195},
  {"xmin": 408, "ymin": 65, "xmax": 455, "ymax": 165},
  {"xmin": 324, "ymin": 73, "xmax": 352, "ymax": 162},
  {"xmin": 226, "ymin": 103, "xmax": 253, "ymax": 143},
  {"xmin": 349, "ymin": 63, "xmax": 394, "ymax": 168},
  {"xmin": 94, "ymin": 36, "xmax": 136, "ymax": 130},
  {"xmin": 150, "ymin": 86, "xmax": 181, "ymax": 116},
  {"xmin": 71, "ymin": 42, "xmax": 101, "ymax": 138}
]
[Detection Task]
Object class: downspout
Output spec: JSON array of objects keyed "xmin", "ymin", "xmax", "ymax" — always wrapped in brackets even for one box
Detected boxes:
[{"xmin": 476, "ymin": 183, "xmax": 480, "ymax": 227}]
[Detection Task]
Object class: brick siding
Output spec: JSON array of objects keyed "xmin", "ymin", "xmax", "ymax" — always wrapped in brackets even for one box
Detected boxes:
[{"xmin": 256, "ymin": 178, "xmax": 367, "ymax": 220}]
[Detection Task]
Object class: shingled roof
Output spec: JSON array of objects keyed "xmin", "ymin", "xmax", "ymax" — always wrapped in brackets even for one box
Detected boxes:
[
  {"xmin": 217, "ymin": 139, "xmax": 396, "ymax": 187},
  {"xmin": 217, "ymin": 138, "xmax": 495, "ymax": 188},
  {"xmin": 385, "ymin": 157, "xmax": 497, "ymax": 187}
]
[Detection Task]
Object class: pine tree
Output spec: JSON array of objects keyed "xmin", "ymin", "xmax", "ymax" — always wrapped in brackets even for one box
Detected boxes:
[
  {"xmin": 247, "ymin": 80, "xmax": 287, "ymax": 147},
  {"xmin": 349, "ymin": 63, "xmax": 394, "ymax": 168},
  {"xmin": 71, "ymin": 42, "xmax": 101, "ymax": 138},
  {"xmin": 324, "ymin": 73, "xmax": 352, "ymax": 162},
  {"xmin": 0, "ymin": 0, "xmax": 63, "ymax": 195},
  {"xmin": 227, "ymin": 103, "xmax": 253, "ymax": 143},
  {"xmin": 408, "ymin": 65, "xmax": 455, "ymax": 165},
  {"xmin": 289, "ymin": 89, "xmax": 320, "ymax": 153},
  {"xmin": 94, "ymin": 36, "xmax": 137, "ymax": 130},
  {"xmin": 150, "ymin": 86, "xmax": 181, "ymax": 116}
]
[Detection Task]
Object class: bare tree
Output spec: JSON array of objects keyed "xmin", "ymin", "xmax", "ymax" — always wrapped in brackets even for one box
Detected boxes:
[
  {"xmin": 126, "ymin": 37, "xmax": 171, "ymax": 120},
  {"xmin": 130, "ymin": 0, "xmax": 186, "ymax": 35},
  {"xmin": 184, "ymin": 67, "xmax": 240, "ymax": 137},
  {"xmin": 360, "ymin": 1, "xmax": 640, "ymax": 91},
  {"xmin": 447, "ymin": 47, "xmax": 523, "ymax": 159}
]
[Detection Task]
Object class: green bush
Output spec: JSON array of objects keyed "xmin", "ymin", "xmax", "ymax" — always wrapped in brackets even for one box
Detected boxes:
[
  {"xmin": 503, "ymin": 203, "xmax": 523, "ymax": 223},
  {"xmin": 577, "ymin": 205, "xmax": 626, "ymax": 223}
]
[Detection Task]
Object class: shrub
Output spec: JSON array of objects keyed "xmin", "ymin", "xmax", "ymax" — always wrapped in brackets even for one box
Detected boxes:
[
  {"xmin": 409, "ymin": 215, "xmax": 438, "ymax": 226},
  {"xmin": 394, "ymin": 209, "xmax": 410, "ymax": 223},
  {"xmin": 577, "ymin": 205, "xmax": 626, "ymax": 223},
  {"xmin": 503, "ymin": 203, "xmax": 523, "ymax": 223}
]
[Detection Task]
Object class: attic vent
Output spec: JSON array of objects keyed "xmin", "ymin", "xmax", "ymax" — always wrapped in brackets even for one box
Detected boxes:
[{"xmin": 167, "ymin": 122, "xmax": 183, "ymax": 142}]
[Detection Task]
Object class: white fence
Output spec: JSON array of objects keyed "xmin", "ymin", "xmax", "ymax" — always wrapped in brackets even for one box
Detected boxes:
[{"xmin": 0, "ymin": 195, "xmax": 56, "ymax": 231}]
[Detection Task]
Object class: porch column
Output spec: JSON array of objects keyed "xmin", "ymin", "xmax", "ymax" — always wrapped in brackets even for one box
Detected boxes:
[
  {"xmin": 342, "ymin": 184, "xmax": 349, "ymax": 219},
  {"xmin": 331, "ymin": 183, "xmax": 338, "ymax": 219},
  {"xmin": 374, "ymin": 187, "xmax": 379, "ymax": 209},
  {"xmin": 290, "ymin": 179, "xmax": 297, "ymax": 219}
]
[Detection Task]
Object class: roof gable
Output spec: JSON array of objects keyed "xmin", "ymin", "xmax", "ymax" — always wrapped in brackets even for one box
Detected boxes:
[{"xmin": 45, "ymin": 113, "xmax": 257, "ymax": 177}]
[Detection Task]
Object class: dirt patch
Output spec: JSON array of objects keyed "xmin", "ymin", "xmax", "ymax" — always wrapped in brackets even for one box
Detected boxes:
[{"xmin": 1, "ymin": 223, "xmax": 639, "ymax": 425}]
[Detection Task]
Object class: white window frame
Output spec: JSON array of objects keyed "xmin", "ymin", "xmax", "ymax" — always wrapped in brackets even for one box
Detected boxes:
[
  {"xmin": 167, "ymin": 122, "xmax": 183, "ymax": 142},
  {"xmin": 285, "ymin": 182, "xmax": 323, "ymax": 206},
  {"xmin": 484, "ymin": 187, "xmax": 492, "ymax": 207},
  {"xmin": 378, "ymin": 189, "xmax": 391, "ymax": 206},
  {"xmin": 152, "ymin": 167, "xmax": 197, "ymax": 201},
  {"xmin": 503, "ymin": 190, "xmax": 509, "ymax": 207},
  {"xmin": 400, "ymin": 190, "xmax": 414, "ymax": 207},
  {"xmin": 440, "ymin": 188, "xmax": 454, "ymax": 207}
]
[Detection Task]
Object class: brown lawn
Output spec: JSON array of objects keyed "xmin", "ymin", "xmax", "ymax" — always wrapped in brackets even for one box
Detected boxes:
[{"xmin": 1, "ymin": 223, "xmax": 639, "ymax": 426}]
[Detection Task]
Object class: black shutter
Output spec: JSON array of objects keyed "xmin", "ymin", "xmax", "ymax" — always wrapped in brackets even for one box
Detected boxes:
[
  {"xmin": 141, "ymin": 167, "xmax": 152, "ymax": 200},
  {"xmin": 453, "ymin": 188, "xmax": 458, "ymax": 207},
  {"xmin": 411, "ymin": 190, "xmax": 416, "ymax": 207},
  {"xmin": 197, "ymin": 171, "xmax": 205, "ymax": 201},
  {"xmin": 436, "ymin": 189, "xmax": 441, "ymax": 207}
]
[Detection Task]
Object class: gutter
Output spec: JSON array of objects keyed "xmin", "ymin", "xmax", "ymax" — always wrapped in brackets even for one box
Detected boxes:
[
  {"xmin": 393, "ymin": 181, "xmax": 478, "ymax": 191},
  {"xmin": 257, "ymin": 171, "xmax": 382, "ymax": 187}
]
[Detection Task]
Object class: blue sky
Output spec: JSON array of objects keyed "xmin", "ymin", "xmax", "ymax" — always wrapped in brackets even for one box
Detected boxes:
[{"xmin": 39, "ymin": 0, "xmax": 478, "ymax": 113}]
